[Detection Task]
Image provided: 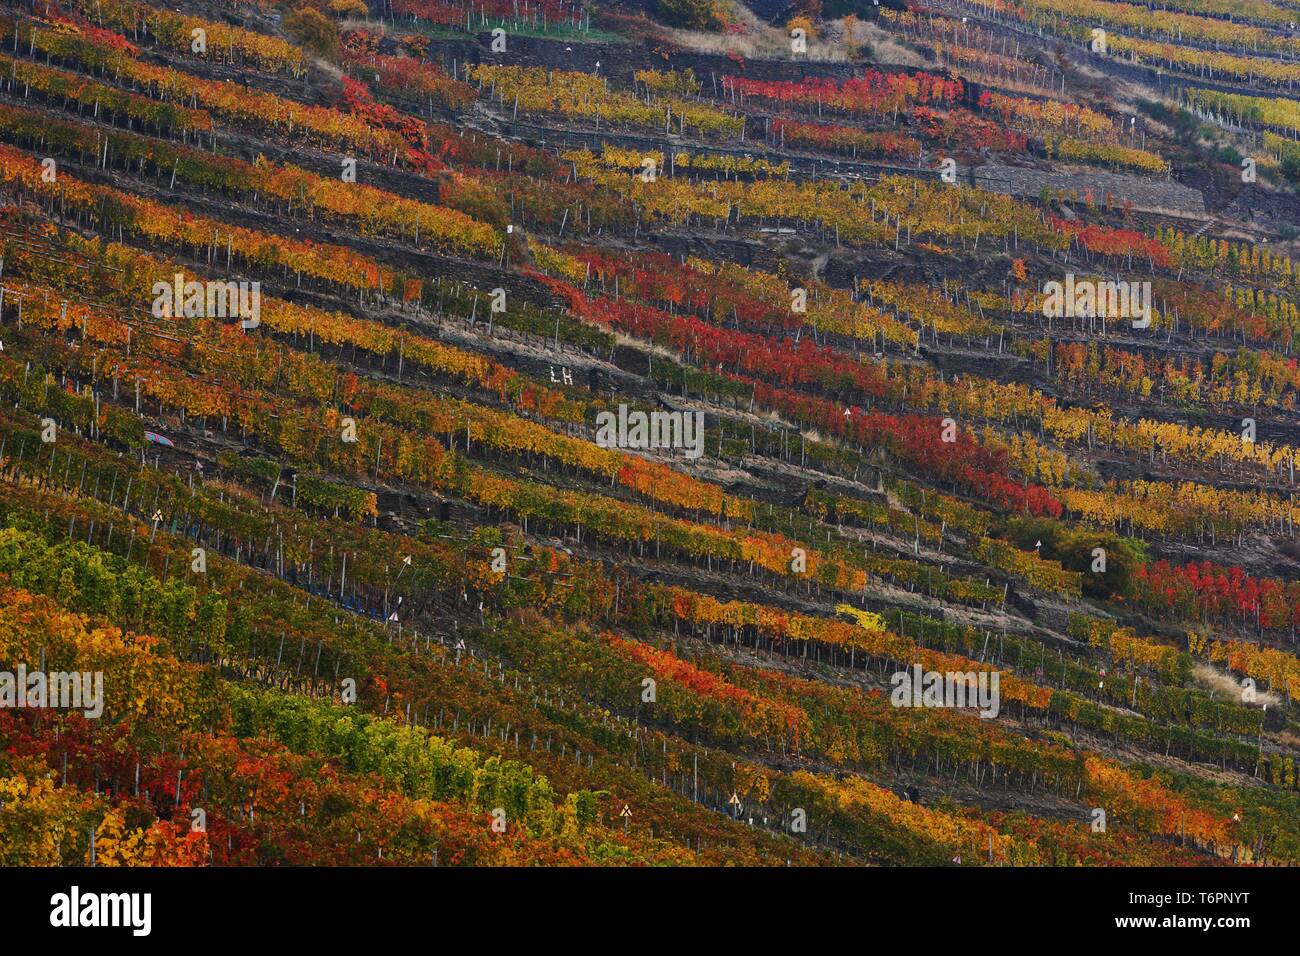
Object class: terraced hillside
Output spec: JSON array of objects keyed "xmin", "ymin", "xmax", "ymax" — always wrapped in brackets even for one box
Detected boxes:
[{"xmin": 0, "ymin": 0, "xmax": 1298, "ymax": 882}]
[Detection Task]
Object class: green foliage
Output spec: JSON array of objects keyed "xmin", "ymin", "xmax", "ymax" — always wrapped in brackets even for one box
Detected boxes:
[
  {"xmin": 226, "ymin": 685, "xmax": 587, "ymax": 835},
  {"xmin": 1002, "ymin": 517, "xmax": 1147, "ymax": 599},
  {"xmin": 1215, "ymin": 145, "xmax": 1243, "ymax": 165},
  {"xmin": 1282, "ymin": 153, "xmax": 1300, "ymax": 185},
  {"xmin": 658, "ymin": 0, "xmax": 725, "ymax": 30},
  {"xmin": 0, "ymin": 526, "xmax": 227, "ymax": 654}
]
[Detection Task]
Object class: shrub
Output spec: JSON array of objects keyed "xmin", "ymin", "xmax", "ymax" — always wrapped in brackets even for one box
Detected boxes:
[{"xmin": 285, "ymin": 7, "xmax": 340, "ymax": 59}]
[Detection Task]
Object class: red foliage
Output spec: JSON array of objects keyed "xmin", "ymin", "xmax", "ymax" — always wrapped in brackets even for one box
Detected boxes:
[
  {"xmin": 392, "ymin": 0, "xmax": 581, "ymax": 24},
  {"xmin": 911, "ymin": 105, "xmax": 1028, "ymax": 152},
  {"xmin": 723, "ymin": 70, "xmax": 963, "ymax": 115},
  {"xmin": 1052, "ymin": 218, "xmax": 1171, "ymax": 268},
  {"xmin": 536, "ymin": 272, "xmax": 1061, "ymax": 518},
  {"xmin": 391, "ymin": 0, "xmax": 466, "ymax": 25},
  {"xmin": 572, "ymin": 249, "xmax": 800, "ymax": 333},
  {"xmin": 535, "ymin": 269, "xmax": 890, "ymax": 397},
  {"xmin": 1136, "ymin": 559, "xmax": 1298, "ymax": 631},
  {"xmin": 771, "ymin": 118, "xmax": 922, "ymax": 159},
  {"xmin": 339, "ymin": 77, "xmax": 441, "ymax": 173}
]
